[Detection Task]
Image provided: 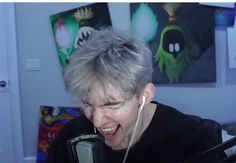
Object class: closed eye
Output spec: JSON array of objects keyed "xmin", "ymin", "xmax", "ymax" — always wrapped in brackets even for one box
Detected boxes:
[
  {"xmin": 102, "ymin": 101, "xmax": 124, "ymax": 110},
  {"xmin": 82, "ymin": 103, "xmax": 92, "ymax": 109},
  {"xmin": 81, "ymin": 101, "xmax": 125, "ymax": 110}
]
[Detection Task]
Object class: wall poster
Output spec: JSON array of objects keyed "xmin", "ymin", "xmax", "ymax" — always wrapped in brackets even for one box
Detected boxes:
[
  {"xmin": 36, "ymin": 106, "xmax": 80, "ymax": 163},
  {"xmin": 50, "ymin": 3, "xmax": 112, "ymax": 68},
  {"xmin": 130, "ymin": 3, "xmax": 216, "ymax": 84}
]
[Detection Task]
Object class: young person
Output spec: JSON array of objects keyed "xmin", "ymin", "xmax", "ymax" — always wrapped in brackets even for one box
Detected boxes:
[{"xmin": 48, "ymin": 28, "xmax": 224, "ymax": 163}]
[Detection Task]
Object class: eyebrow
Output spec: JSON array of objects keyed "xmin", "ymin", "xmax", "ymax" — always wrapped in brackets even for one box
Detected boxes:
[{"xmin": 85, "ymin": 101, "xmax": 123, "ymax": 107}]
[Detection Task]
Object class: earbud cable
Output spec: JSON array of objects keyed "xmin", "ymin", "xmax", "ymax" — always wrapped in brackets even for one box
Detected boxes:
[{"xmin": 122, "ymin": 100, "xmax": 145, "ymax": 163}]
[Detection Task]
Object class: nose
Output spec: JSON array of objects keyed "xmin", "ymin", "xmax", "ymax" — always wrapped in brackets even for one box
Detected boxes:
[{"xmin": 91, "ymin": 108, "xmax": 106, "ymax": 128}]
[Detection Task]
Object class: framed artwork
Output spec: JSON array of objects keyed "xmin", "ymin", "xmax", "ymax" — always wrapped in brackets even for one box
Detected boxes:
[
  {"xmin": 200, "ymin": 3, "xmax": 235, "ymax": 8},
  {"xmin": 50, "ymin": 3, "xmax": 112, "ymax": 68},
  {"xmin": 130, "ymin": 3, "xmax": 216, "ymax": 84},
  {"xmin": 215, "ymin": 7, "xmax": 235, "ymax": 28},
  {"xmin": 36, "ymin": 106, "xmax": 81, "ymax": 163}
]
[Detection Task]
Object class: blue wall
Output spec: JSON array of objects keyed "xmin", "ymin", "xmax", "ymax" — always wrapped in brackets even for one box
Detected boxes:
[{"xmin": 15, "ymin": 3, "xmax": 236, "ymax": 160}]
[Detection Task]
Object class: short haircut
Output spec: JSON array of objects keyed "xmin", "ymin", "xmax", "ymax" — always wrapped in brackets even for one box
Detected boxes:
[{"xmin": 64, "ymin": 28, "xmax": 153, "ymax": 102}]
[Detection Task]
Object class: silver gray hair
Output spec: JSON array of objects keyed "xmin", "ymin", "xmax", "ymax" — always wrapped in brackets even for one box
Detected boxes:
[{"xmin": 64, "ymin": 28, "xmax": 153, "ymax": 102}]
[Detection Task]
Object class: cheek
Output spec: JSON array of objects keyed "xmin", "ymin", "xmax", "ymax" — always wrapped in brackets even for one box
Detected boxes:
[
  {"xmin": 81, "ymin": 109, "xmax": 93, "ymax": 120},
  {"xmin": 116, "ymin": 104, "xmax": 139, "ymax": 127}
]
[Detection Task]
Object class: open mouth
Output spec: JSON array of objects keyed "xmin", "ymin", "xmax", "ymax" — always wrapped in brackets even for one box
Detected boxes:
[{"xmin": 99, "ymin": 125, "xmax": 120, "ymax": 137}]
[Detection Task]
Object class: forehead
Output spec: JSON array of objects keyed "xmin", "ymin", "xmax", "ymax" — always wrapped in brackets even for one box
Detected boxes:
[{"xmin": 85, "ymin": 83, "xmax": 126, "ymax": 104}]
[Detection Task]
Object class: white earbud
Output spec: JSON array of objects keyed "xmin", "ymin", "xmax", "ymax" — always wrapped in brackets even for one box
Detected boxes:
[
  {"xmin": 142, "ymin": 96, "xmax": 146, "ymax": 104},
  {"xmin": 139, "ymin": 96, "xmax": 146, "ymax": 111}
]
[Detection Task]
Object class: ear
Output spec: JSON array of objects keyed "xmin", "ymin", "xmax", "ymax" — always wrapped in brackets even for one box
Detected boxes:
[{"xmin": 142, "ymin": 83, "xmax": 155, "ymax": 104}]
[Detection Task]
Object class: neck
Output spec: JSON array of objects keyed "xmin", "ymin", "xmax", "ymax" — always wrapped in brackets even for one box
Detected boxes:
[
  {"xmin": 131, "ymin": 102, "xmax": 156, "ymax": 146},
  {"xmin": 122, "ymin": 102, "xmax": 156, "ymax": 163}
]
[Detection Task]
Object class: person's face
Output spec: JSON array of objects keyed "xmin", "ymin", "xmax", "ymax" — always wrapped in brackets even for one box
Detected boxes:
[{"xmin": 81, "ymin": 87, "xmax": 141, "ymax": 150}]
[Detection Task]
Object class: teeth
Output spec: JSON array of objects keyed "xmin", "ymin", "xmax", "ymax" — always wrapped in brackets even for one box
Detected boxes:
[{"xmin": 101, "ymin": 126, "xmax": 117, "ymax": 134}]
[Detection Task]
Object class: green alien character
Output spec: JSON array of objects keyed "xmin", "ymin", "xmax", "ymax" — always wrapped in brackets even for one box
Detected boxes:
[{"xmin": 155, "ymin": 3, "xmax": 192, "ymax": 83}]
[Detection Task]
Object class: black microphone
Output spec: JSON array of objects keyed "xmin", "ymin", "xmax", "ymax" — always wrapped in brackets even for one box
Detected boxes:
[{"xmin": 67, "ymin": 134, "xmax": 106, "ymax": 163}]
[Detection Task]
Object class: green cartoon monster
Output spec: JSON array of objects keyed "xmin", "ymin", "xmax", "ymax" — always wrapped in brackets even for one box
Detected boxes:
[
  {"xmin": 51, "ymin": 7, "xmax": 94, "ymax": 68},
  {"xmin": 155, "ymin": 24, "xmax": 191, "ymax": 83},
  {"xmin": 155, "ymin": 3, "xmax": 192, "ymax": 83}
]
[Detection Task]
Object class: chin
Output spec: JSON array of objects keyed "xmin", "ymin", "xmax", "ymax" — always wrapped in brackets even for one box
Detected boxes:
[{"xmin": 105, "ymin": 139, "xmax": 125, "ymax": 150}]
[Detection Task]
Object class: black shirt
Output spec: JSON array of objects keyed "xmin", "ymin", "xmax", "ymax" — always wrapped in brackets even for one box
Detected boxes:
[{"xmin": 47, "ymin": 102, "xmax": 224, "ymax": 163}]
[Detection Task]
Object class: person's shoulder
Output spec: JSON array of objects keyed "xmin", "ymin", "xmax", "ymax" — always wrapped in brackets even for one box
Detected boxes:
[
  {"xmin": 151, "ymin": 101, "xmax": 185, "ymax": 117},
  {"xmin": 46, "ymin": 115, "xmax": 84, "ymax": 162},
  {"xmin": 151, "ymin": 101, "xmax": 203, "ymax": 130},
  {"xmin": 46, "ymin": 114, "xmax": 93, "ymax": 163},
  {"xmin": 59, "ymin": 114, "xmax": 93, "ymax": 138}
]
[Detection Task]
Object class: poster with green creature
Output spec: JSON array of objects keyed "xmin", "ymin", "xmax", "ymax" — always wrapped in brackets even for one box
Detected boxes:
[
  {"xmin": 130, "ymin": 3, "xmax": 216, "ymax": 84},
  {"xmin": 50, "ymin": 3, "xmax": 112, "ymax": 68}
]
